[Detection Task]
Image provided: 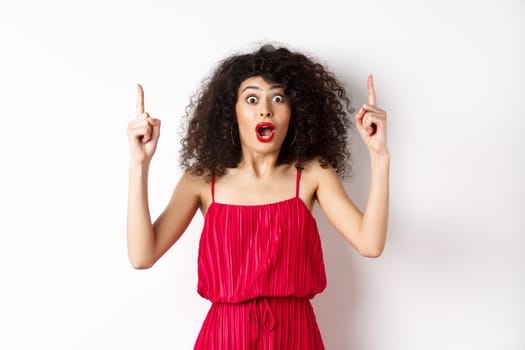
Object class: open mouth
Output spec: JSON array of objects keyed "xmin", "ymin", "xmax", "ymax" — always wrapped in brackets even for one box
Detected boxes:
[{"xmin": 255, "ymin": 122, "xmax": 276, "ymax": 142}]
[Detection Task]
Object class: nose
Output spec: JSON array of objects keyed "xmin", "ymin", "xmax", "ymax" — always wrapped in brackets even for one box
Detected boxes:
[
  {"xmin": 260, "ymin": 111, "xmax": 273, "ymax": 117},
  {"xmin": 259, "ymin": 101, "xmax": 273, "ymax": 118}
]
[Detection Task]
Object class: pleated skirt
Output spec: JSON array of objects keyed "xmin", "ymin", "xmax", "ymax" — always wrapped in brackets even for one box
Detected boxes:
[{"xmin": 194, "ymin": 296, "xmax": 325, "ymax": 350}]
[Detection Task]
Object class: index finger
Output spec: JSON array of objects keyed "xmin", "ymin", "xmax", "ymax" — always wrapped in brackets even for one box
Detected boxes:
[
  {"xmin": 367, "ymin": 75, "xmax": 376, "ymax": 107},
  {"xmin": 136, "ymin": 83, "xmax": 144, "ymax": 116}
]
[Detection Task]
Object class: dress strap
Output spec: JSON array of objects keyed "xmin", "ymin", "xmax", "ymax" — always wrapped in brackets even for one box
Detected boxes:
[
  {"xmin": 295, "ymin": 168, "xmax": 301, "ymax": 198},
  {"xmin": 211, "ymin": 175, "xmax": 215, "ymax": 203}
]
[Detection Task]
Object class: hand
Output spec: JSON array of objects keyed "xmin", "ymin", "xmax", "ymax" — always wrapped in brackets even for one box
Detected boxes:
[
  {"xmin": 127, "ymin": 84, "xmax": 162, "ymax": 164},
  {"xmin": 355, "ymin": 75, "xmax": 389, "ymax": 156}
]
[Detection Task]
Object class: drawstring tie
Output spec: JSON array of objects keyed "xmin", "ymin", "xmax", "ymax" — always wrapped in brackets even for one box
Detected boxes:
[{"xmin": 248, "ymin": 297, "xmax": 276, "ymax": 342}]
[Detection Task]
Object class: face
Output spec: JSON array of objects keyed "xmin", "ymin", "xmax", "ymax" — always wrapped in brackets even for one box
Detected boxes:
[{"xmin": 235, "ymin": 76, "xmax": 292, "ymax": 153}]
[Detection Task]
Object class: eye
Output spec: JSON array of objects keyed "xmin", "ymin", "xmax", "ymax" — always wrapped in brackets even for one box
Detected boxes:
[
  {"xmin": 246, "ymin": 96, "xmax": 258, "ymax": 104},
  {"xmin": 273, "ymin": 95, "xmax": 284, "ymax": 103}
]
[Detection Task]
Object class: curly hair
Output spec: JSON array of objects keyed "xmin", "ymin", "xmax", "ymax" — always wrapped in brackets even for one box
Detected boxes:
[{"xmin": 180, "ymin": 43, "xmax": 355, "ymax": 182}]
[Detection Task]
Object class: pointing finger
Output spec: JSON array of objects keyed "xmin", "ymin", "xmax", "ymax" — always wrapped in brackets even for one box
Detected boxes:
[
  {"xmin": 367, "ymin": 75, "xmax": 376, "ymax": 107},
  {"xmin": 136, "ymin": 83, "xmax": 145, "ymax": 117}
]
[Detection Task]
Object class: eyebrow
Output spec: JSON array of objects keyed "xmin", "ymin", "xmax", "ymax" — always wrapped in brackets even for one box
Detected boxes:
[{"xmin": 241, "ymin": 84, "xmax": 284, "ymax": 93}]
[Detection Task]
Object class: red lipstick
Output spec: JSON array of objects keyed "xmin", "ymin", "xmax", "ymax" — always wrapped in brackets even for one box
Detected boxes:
[{"xmin": 255, "ymin": 122, "xmax": 276, "ymax": 142}]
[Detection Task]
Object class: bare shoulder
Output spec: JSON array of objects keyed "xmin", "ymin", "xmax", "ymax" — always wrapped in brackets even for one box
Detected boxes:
[
  {"xmin": 147, "ymin": 169, "xmax": 208, "ymax": 266},
  {"xmin": 300, "ymin": 157, "xmax": 339, "ymax": 191},
  {"xmin": 178, "ymin": 170, "xmax": 216, "ymax": 215},
  {"xmin": 179, "ymin": 168, "xmax": 208, "ymax": 188},
  {"xmin": 300, "ymin": 157, "xmax": 364, "ymax": 253},
  {"xmin": 295, "ymin": 157, "xmax": 339, "ymax": 209},
  {"xmin": 178, "ymin": 169, "xmax": 209, "ymax": 207}
]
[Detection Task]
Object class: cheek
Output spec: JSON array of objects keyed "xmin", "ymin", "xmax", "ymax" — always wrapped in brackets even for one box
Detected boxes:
[
  {"xmin": 279, "ymin": 109, "xmax": 292, "ymax": 133},
  {"xmin": 235, "ymin": 109, "xmax": 248, "ymax": 126},
  {"xmin": 235, "ymin": 110, "xmax": 252, "ymax": 140},
  {"xmin": 281, "ymin": 124, "xmax": 291, "ymax": 140},
  {"xmin": 234, "ymin": 107, "xmax": 246, "ymax": 127},
  {"xmin": 235, "ymin": 103, "xmax": 251, "ymax": 122}
]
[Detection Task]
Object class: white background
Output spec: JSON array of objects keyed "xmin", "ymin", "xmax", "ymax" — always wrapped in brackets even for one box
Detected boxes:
[{"xmin": 1, "ymin": 0, "xmax": 523, "ymax": 349}]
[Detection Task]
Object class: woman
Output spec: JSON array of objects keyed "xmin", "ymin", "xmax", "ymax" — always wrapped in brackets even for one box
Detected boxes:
[{"xmin": 127, "ymin": 44, "xmax": 390, "ymax": 349}]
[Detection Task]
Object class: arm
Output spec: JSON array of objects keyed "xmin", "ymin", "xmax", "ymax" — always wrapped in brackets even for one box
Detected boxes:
[
  {"xmin": 126, "ymin": 84, "xmax": 201, "ymax": 269},
  {"xmin": 361, "ymin": 152, "xmax": 390, "ymax": 256},
  {"xmin": 316, "ymin": 74, "xmax": 390, "ymax": 257},
  {"xmin": 315, "ymin": 156, "xmax": 389, "ymax": 257},
  {"xmin": 127, "ymin": 166, "xmax": 201, "ymax": 269}
]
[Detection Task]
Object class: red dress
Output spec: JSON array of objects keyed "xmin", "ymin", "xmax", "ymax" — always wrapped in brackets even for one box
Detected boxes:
[{"xmin": 194, "ymin": 169, "xmax": 327, "ymax": 349}]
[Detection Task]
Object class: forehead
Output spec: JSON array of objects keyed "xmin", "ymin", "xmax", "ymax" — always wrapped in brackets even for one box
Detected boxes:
[{"xmin": 238, "ymin": 76, "xmax": 283, "ymax": 92}]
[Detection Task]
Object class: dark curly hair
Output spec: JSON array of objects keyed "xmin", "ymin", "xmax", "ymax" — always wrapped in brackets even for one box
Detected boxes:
[{"xmin": 180, "ymin": 43, "xmax": 355, "ymax": 182}]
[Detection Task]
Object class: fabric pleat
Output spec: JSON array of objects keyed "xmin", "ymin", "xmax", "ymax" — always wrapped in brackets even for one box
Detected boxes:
[
  {"xmin": 194, "ymin": 297, "xmax": 325, "ymax": 349},
  {"xmin": 195, "ymin": 169, "xmax": 327, "ymax": 349}
]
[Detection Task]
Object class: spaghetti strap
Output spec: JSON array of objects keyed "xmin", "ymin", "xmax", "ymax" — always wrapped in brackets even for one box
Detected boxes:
[
  {"xmin": 295, "ymin": 168, "xmax": 301, "ymax": 198},
  {"xmin": 211, "ymin": 175, "xmax": 215, "ymax": 203}
]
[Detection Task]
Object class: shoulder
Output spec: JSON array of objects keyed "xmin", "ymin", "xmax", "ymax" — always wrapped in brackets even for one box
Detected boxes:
[
  {"xmin": 178, "ymin": 169, "xmax": 217, "ymax": 212},
  {"xmin": 180, "ymin": 168, "xmax": 208, "ymax": 185},
  {"xmin": 177, "ymin": 169, "xmax": 209, "ymax": 200},
  {"xmin": 298, "ymin": 157, "xmax": 339, "ymax": 194},
  {"xmin": 300, "ymin": 157, "xmax": 338, "ymax": 179}
]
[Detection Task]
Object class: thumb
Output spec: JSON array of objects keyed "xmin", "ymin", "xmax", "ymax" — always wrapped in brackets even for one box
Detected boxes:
[
  {"xmin": 354, "ymin": 111, "xmax": 369, "ymax": 139},
  {"xmin": 354, "ymin": 108, "xmax": 365, "ymax": 131},
  {"xmin": 151, "ymin": 118, "xmax": 161, "ymax": 139},
  {"xmin": 150, "ymin": 117, "xmax": 161, "ymax": 125}
]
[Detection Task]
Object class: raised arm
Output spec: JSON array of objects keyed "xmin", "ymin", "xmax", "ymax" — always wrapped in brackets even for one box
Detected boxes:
[
  {"xmin": 126, "ymin": 84, "xmax": 200, "ymax": 269},
  {"xmin": 316, "ymin": 75, "xmax": 390, "ymax": 257}
]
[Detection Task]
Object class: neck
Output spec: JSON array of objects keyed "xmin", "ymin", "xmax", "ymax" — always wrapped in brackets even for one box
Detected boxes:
[{"xmin": 237, "ymin": 148, "xmax": 281, "ymax": 178}]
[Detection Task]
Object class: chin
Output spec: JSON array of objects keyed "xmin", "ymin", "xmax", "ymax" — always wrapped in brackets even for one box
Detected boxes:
[{"xmin": 246, "ymin": 139, "xmax": 284, "ymax": 154}]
